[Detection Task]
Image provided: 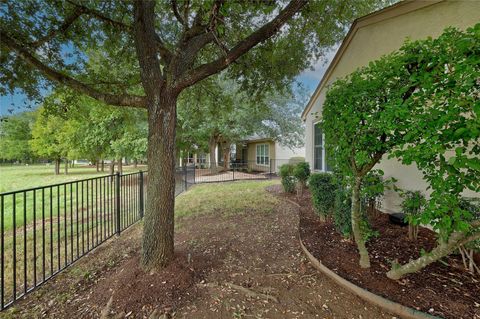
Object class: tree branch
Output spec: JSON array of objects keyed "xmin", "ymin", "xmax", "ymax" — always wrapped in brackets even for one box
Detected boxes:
[
  {"xmin": 30, "ymin": 6, "xmax": 85, "ymax": 48},
  {"xmin": 66, "ymin": 0, "xmax": 133, "ymax": 32},
  {"xmin": 457, "ymin": 231, "xmax": 480, "ymax": 247},
  {"xmin": 154, "ymin": 33, "xmax": 173, "ymax": 65},
  {"xmin": 171, "ymin": 0, "xmax": 187, "ymax": 27},
  {"xmin": 0, "ymin": 30, "xmax": 146, "ymax": 108},
  {"xmin": 174, "ymin": 0, "xmax": 307, "ymax": 90}
]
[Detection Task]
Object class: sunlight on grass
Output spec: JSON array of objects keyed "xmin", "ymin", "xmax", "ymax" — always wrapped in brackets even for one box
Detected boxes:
[
  {"xmin": 0, "ymin": 164, "xmax": 146, "ymax": 193},
  {"xmin": 175, "ymin": 180, "xmax": 280, "ymax": 219}
]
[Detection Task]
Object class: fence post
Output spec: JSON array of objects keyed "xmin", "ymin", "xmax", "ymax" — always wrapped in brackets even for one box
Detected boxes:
[
  {"xmin": 269, "ymin": 159, "xmax": 272, "ymax": 179},
  {"xmin": 193, "ymin": 164, "xmax": 196, "ymax": 184},
  {"xmin": 139, "ymin": 170, "xmax": 144, "ymax": 219},
  {"xmin": 115, "ymin": 171, "xmax": 121, "ymax": 235},
  {"xmin": 183, "ymin": 165, "xmax": 187, "ymax": 191}
]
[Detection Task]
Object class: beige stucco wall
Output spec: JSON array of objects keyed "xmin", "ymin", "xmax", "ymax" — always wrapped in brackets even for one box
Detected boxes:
[{"xmin": 304, "ymin": 0, "xmax": 480, "ymax": 213}]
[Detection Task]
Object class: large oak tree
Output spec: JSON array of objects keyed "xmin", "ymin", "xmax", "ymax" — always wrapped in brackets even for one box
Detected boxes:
[{"xmin": 0, "ymin": 0, "xmax": 379, "ymax": 269}]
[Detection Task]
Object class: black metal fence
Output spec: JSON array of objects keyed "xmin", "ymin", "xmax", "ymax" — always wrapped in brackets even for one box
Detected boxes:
[
  {"xmin": 0, "ymin": 160, "xmax": 294, "ymax": 310},
  {"xmin": 191, "ymin": 159, "xmax": 290, "ymax": 183},
  {"xmin": 0, "ymin": 167, "xmax": 193, "ymax": 310}
]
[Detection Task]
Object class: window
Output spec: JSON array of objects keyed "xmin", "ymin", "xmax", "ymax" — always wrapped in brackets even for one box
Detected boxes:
[
  {"xmin": 314, "ymin": 123, "xmax": 323, "ymax": 170},
  {"xmin": 314, "ymin": 122, "xmax": 332, "ymax": 172},
  {"xmin": 256, "ymin": 144, "xmax": 269, "ymax": 165}
]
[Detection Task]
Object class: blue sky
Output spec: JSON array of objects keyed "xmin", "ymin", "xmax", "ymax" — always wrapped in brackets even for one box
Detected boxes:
[{"xmin": 0, "ymin": 48, "xmax": 337, "ymax": 116}]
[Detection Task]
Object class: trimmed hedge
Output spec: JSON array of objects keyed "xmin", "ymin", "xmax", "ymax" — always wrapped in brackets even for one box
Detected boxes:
[
  {"xmin": 294, "ymin": 162, "xmax": 310, "ymax": 192},
  {"xmin": 279, "ymin": 164, "xmax": 296, "ymax": 193},
  {"xmin": 309, "ymin": 173, "xmax": 336, "ymax": 221}
]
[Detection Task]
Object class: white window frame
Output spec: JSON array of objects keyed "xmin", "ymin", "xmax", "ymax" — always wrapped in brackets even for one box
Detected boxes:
[
  {"xmin": 313, "ymin": 120, "xmax": 331, "ymax": 172},
  {"xmin": 256, "ymin": 143, "xmax": 270, "ymax": 166}
]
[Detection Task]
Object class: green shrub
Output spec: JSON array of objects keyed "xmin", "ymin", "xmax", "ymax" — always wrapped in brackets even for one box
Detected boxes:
[
  {"xmin": 288, "ymin": 157, "xmax": 305, "ymax": 165},
  {"xmin": 309, "ymin": 173, "xmax": 336, "ymax": 221},
  {"xmin": 279, "ymin": 164, "xmax": 296, "ymax": 193},
  {"xmin": 334, "ymin": 186, "xmax": 352, "ymax": 238},
  {"xmin": 293, "ymin": 162, "xmax": 310, "ymax": 194},
  {"xmin": 400, "ymin": 190, "xmax": 426, "ymax": 240},
  {"xmin": 361, "ymin": 170, "xmax": 385, "ymax": 213}
]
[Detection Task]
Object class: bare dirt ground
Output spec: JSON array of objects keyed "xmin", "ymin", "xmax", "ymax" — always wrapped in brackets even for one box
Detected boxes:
[{"xmin": 4, "ymin": 183, "xmax": 393, "ymax": 319}]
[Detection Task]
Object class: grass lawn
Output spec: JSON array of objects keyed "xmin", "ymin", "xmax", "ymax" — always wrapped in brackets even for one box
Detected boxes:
[
  {"xmin": 175, "ymin": 180, "xmax": 279, "ymax": 219},
  {"xmin": 0, "ymin": 164, "xmax": 146, "ymax": 193}
]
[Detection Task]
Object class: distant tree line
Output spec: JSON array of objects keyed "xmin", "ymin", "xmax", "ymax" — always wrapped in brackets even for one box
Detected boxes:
[
  {"xmin": 1, "ymin": 77, "xmax": 305, "ymax": 175},
  {"xmin": 0, "ymin": 89, "xmax": 147, "ymax": 175}
]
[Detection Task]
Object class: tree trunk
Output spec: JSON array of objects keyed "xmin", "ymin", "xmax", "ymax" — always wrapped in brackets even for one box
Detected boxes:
[
  {"xmin": 64, "ymin": 158, "xmax": 68, "ymax": 175},
  {"xmin": 133, "ymin": 158, "xmax": 138, "ymax": 168},
  {"xmin": 222, "ymin": 143, "xmax": 230, "ymax": 170},
  {"xmin": 109, "ymin": 160, "xmax": 115, "ymax": 175},
  {"xmin": 387, "ymin": 232, "xmax": 465, "ymax": 280},
  {"xmin": 101, "ymin": 160, "xmax": 105, "ymax": 172},
  {"xmin": 351, "ymin": 175, "xmax": 370, "ymax": 268},
  {"xmin": 208, "ymin": 134, "xmax": 218, "ymax": 168},
  {"xmin": 135, "ymin": 1, "xmax": 177, "ymax": 269},
  {"xmin": 96, "ymin": 160, "xmax": 100, "ymax": 172},
  {"xmin": 54, "ymin": 159, "xmax": 60, "ymax": 175},
  {"xmin": 117, "ymin": 158, "xmax": 123, "ymax": 174},
  {"xmin": 141, "ymin": 91, "xmax": 177, "ymax": 269}
]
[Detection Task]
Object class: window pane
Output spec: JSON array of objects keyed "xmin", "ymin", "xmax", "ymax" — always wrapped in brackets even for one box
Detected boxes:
[
  {"xmin": 314, "ymin": 123, "xmax": 323, "ymax": 170},
  {"xmin": 314, "ymin": 146, "xmax": 323, "ymax": 170},
  {"xmin": 314, "ymin": 123, "xmax": 323, "ymax": 147}
]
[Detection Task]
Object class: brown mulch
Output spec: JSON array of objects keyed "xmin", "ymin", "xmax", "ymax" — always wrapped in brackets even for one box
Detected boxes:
[
  {"xmin": 7, "ymin": 182, "xmax": 395, "ymax": 319},
  {"xmin": 282, "ymin": 184, "xmax": 480, "ymax": 319}
]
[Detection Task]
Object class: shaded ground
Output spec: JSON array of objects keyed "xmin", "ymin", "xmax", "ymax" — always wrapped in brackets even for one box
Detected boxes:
[
  {"xmin": 290, "ymin": 184, "xmax": 480, "ymax": 319},
  {"xmin": 4, "ymin": 181, "xmax": 392, "ymax": 318}
]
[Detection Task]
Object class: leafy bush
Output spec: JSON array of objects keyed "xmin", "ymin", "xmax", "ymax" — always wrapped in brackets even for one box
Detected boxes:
[
  {"xmin": 293, "ymin": 162, "xmax": 310, "ymax": 194},
  {"xmin": 400, "ymin": 190, "xmax": 426, "ymax": 240},
  {"xmin": 361, "ymin": 170, "xmax": 386, "ymax": 214},
  {"xmin": 293, "ymin": 162, "xmax": 310, "ymax": 183},
  {"xmin": 279, "ymin": 164, "xmax": 296, "ymax": 193},
  {"xmin": 288, "ymin": 157, "xmax": 305, "ymax": 165},
  {"xmin": 309, "ymin": 173, "xmax": 336, "ymax": 221},
  {"xmin": 360, "ymin": 217, "xmax": 379, "ymax": 242},
  {"xmin": 334, "ymin": 186, "xmax": 352, "ymax": 238}
]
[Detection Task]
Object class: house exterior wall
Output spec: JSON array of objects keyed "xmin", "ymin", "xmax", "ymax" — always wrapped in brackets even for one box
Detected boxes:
[
  {"xmin": 304, "ymin": 1, "xmax": 480, "ymax": 213},
  {"xmin": 245, "ymin": 140, "xmax": 275, "ymax": 172},
  {"xmin": 274, "ymin": 143, "xmax": 305, "ymax": 172}
]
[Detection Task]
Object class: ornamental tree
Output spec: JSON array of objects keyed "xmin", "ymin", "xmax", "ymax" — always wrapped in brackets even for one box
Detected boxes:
[
  {"xmin": 323, "ymin": 23, "xmax": 480, "ymax": 276},
  {"xmin": 322, "ymin": 52, "xmax": 415, "ymax": 268},
  {"xmin": 386, "ymin": 24, "xmax": 480, "ymax": 279},
  {"xmin": 1, "ymin": 0, "xmax": 379, "ymax": 269}
]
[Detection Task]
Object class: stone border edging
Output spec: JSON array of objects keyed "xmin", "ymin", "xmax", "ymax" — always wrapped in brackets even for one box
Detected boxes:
[{"xmin": 284, "ymin": 198, "xmax": 442, "ymax": 319}]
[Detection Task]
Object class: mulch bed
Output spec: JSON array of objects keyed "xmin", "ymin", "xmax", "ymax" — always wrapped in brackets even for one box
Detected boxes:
[{"xmin": 275, "ymin": 185, "xmax": 480, "ymax": 319}]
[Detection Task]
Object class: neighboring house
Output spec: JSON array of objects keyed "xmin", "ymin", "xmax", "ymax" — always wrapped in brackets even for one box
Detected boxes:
[
  {"xmin": 179, "ymin": 136, "xmax": 305, "ymax": 172},
  {"xmin": 236, "ymin": 136, "xmax": 305, "ymax": 172},
  {"xmin": 301, "ymin": 0, "xmax": 480, "ymax": 213}
]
